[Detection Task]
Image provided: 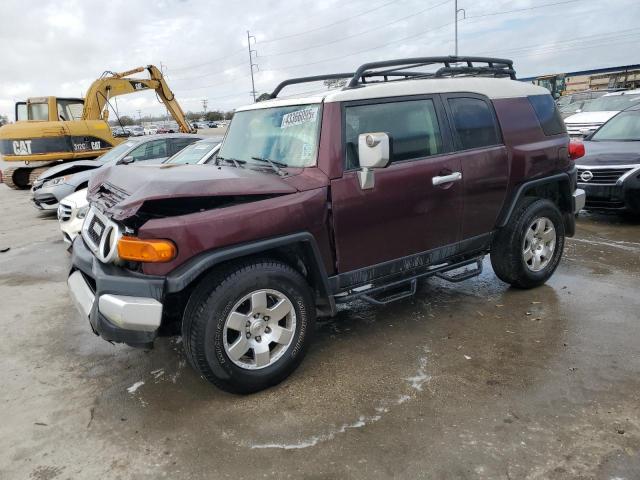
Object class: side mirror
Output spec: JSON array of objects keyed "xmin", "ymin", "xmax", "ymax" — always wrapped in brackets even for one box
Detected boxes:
[
  {"xmin": 118, "ymin": 155, "xmax": 134, "ymax": 165},
  {"xmin": 579, "ymin": 128, "xmax": 592, "ymax": 138},
  {"xmin": 357, "ymin": 132, "xmax": 390, "ymax": 190},
  {"xmin": 575, "ymin": 109, "xmax": 582, "ymax": 113}
]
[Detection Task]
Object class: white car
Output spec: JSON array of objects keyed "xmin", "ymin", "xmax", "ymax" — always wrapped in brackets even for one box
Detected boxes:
[
  {"xmin": 564, "ymin": 89, "xmax": 640, "ymax": 137},
  {"xmin": 144, "ymin": 124, "xmax": 159, "ymax": 135},
  {"xmin": 57, "ymin": 189, "xmax": 89, "ymax": 246}
]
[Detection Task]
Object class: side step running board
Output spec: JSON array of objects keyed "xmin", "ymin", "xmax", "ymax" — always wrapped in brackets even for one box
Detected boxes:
[
  {"xmin": 435, "ymin": 258, "xmax": 483, "ymax": 283},
  {"xmin": 337, "ymin": 256, "xmax": 485, "ymax": 306},
  {"xmin": 360, "ymin": 279, "xmax": 417, "ymax": 306}
]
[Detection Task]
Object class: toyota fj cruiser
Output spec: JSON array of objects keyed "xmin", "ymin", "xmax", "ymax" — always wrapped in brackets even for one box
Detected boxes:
[{"xmin": 68, "ymin": 57, "xmax": 586, "ymax": 393}]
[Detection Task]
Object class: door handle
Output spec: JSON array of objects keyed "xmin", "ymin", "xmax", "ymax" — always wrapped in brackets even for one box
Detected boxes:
[{"xmin": 432, "ymin": 171, "xmax": 462, "ymax": 186}]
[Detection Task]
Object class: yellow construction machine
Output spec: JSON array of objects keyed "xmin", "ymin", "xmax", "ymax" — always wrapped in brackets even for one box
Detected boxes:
[{"xmin": 0, "ymin": 65, "xmax": 194, "ymax": 189}]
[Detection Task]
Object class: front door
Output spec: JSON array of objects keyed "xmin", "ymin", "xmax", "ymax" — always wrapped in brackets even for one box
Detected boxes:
[{"xmin": 330, "ymin": 96, "xmax": 463, "ymax": 273}]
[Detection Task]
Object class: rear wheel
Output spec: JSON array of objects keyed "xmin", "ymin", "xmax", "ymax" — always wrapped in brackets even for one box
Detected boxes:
[
  {"xmin": 491, "ymin": 198, "xmax": 565, "ymax": 289},
  {"xmin": 182, "ymin": 259, "xmax": 315, "ymax": 394}
]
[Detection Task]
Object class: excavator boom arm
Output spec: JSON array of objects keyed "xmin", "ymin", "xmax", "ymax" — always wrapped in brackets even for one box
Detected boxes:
[{"xmin": 82, "ymin": 65, "xmax": 194, "ymax": 133}]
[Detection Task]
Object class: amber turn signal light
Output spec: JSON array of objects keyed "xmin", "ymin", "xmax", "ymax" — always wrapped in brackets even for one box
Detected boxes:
[{"xmin": 117, "ymin": 236, "xmax": 177, "ymax": 263}]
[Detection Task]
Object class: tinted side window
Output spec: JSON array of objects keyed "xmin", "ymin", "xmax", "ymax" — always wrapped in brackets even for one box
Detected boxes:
[
  {"xmin": 447, "ymin": 97, "xmax": 500, "ymax": 150},
  {"xmin": 528, "ymin": 94, "xmax": 566, "ymax": 136},
  {"xmin": 170, "ymin": 138, "xmax": 197, "ymax": 155},
  {"xmin": 129, "ymin": 139, "xmax": 167, "ymax": 161},
  {"xmin": 345, "ymin": 99, "xmax": 443, "ymax": 169}
]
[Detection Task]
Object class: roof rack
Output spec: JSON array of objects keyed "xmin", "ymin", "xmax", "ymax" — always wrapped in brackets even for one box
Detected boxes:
[{"xmin": 269, "ymin": 56, "xmax": 516, "ymax": 99}]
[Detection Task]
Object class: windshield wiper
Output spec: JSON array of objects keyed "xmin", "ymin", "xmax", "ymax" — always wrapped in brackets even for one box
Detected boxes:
[
  {"xmin": 216, "ymin": 156, "xmax": 246, "ymax": 168},
  {"xmin": 250, "ymin": 156, "xmax": 288, "ymax": 176}
]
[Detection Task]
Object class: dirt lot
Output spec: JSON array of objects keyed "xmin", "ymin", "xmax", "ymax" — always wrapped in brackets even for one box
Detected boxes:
[{"xmin": 0, "ymin": 184, "xmax": 639, "ymax": 480}]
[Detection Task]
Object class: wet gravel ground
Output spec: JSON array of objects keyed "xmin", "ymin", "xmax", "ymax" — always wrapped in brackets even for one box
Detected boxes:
[{"xmin": 0, "ymin": 185, "xmax": 639, "ymax": 480}]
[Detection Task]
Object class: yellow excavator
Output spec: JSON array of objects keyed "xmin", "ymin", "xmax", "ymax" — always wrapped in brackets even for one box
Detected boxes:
[{"xmin": 0, "ymin": 65, "xmax": 194, "ymax": 189}]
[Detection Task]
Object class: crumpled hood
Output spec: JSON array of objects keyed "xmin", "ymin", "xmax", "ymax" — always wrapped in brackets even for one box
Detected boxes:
[
  {"xmin": 38, "ymin": 159, "xmax": 102, "ymax": 181},
  {"xmin": 88, "ymin": 163, "xmax": 301, "ymax": 220},
  {"xmin": 577, "ymin": 141, "xmax": 640, "ymax": 166},
  {"xmin": 564, "ymin": 111, "xmax": 618, "ymax": 125}
]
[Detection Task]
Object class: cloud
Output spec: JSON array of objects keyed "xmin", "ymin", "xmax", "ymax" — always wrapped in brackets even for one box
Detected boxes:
[{"xmin": 1, "ymin": 0, "xmax": 639, "ymax": 119}]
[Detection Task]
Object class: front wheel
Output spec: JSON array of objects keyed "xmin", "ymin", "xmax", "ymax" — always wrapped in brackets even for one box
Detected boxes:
[
  {"xmin": 182, "ymin": 260, "xmax": 315, "ymax": 394},
  {"xmin": 491, "ymin": 198, "xmax": 565, "ymax": 289}
]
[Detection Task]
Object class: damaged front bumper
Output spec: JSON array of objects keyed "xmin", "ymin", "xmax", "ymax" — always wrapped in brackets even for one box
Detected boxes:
[{"xmin": 68, "ymin": 236, "xmax": 165, "ymax": 348}]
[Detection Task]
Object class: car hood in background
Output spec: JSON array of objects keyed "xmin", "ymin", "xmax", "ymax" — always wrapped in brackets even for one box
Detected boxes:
[
  {"xmin": 564, "ymin": 111, "xmax": 619, "ymax": 125},
  {"xmin": 88, "ymin": 163, "xmax": 312, "ymax": 221},
  {"xmin": 60, "ymin": 188, "xmax": 89, "ymax": 208},
  {"xmin": 37, "ymin": 159, "xmax": 103, "ymax": 181},
  {"xmin": 578, "ymin": 141, "xmax": 640, "ymax": 167}
]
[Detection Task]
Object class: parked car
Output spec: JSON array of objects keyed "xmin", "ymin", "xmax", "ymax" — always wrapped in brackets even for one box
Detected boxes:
[
  {"xmin": 31, "ymin": 134, "xmax": 203, "ymax": 210},
  {"xmin": 556, "ymin": 89, "xmax": 621, "ymax": 119},
  {"xmin": 144, "ymin": 124, "xmax": 159, "ymax": 135},
  {"xmin": 57, "ymin": 188, "xmax": 89, "ymax": 245},
  {"xmin": 207, "ymin": 121, "xmax": 219, "ymax": 128},
  {"xmin": 164, "ymin": 137, "xmax": 222, "ymax": 164},
  {"xmin": 111, "ymin": 126, "xmax": 130, "ymax": 137},
  {"xmin": 576, "ymin": 104, "xmax": 640, "ymax": 214},
  {"xmin": 67, "ymin": 56, "xmax": 584, "ymax": 394},
  {"xmin": 564, "ymin": 89, "xmax": 640, "ymax": 137},
  {"xmin": 126, "ymin": 126, "xmax": 145, "ymax": 136}
]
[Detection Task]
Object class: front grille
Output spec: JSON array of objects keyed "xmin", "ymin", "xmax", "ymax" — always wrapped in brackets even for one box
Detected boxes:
[
  {"xmin": 86, "ymin": 215, "xmax": 105, "ymax": 246},
  {"xmin": 58, "ymin": 203, "xmax": 73, "ymax": 221},
  {"xmin": 94, "ymin": 182, "xmax": 129, "ymax": 209},
  {"xmin": 585, "ymin": 198, "xmax": 626, "ymax": 210},
  {"xmin": 81, "ymin": 206, "xmax": 122, "ymax": 263},
  {"xmin": 577, "ymin": 167, "xmax": 633, "ymax": 185}
]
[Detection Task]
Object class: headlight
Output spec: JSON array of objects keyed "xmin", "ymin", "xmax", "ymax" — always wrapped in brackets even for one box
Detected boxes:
[
  {"xmin": 76, "ymin": 205, "xmax": 89, "ymax": 219},
  {"xmin": 42, "ymin": 175, "xmax": 71, "ymax": 188}
]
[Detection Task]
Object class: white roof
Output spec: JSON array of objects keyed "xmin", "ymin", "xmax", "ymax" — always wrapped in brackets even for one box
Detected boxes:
[
  {"xmin": 236, "ymin": 77, "xmax": 549, "ymax": 112},
  {"xmin": 602, "ymin": 88, "xmax": 640, "ymax": 97}
]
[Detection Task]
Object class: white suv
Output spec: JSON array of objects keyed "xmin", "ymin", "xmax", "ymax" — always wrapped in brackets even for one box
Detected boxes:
[{"xmin": 564, "ymin": 89, "xmax": 640, "ymax": 137}]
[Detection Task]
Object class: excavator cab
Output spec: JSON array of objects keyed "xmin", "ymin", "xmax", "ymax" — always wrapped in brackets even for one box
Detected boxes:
[{"xmin": 15, "ymin": 97, "xmax": 85, "ymax": 122}]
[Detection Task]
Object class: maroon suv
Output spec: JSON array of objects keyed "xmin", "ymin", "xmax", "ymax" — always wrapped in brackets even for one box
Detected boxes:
[{"xmin": 68, "ymin": 57, "xmax": 586, "ymax": 393}]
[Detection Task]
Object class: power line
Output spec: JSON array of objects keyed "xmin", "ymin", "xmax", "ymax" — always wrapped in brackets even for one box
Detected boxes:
[
  {"xmin": 260, "ymin": 0, "xmax": 452, "ymax": 58},
  {"xmin": 465, "ymin": 0, "xmax": 585, "ymax": 20},
  {"xmin": 258, "ymin": 0, "xmax": 400, "ymax": 44}
]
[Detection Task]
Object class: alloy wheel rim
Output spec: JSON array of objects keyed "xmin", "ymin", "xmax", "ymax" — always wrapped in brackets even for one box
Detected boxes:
[
  {"xmin": 522, "ymin": 216, "xmax": 556, "ymax": 272},
  {"xmin": 222, "ymin": 289, "xmax": 297, "ymax": 370}
]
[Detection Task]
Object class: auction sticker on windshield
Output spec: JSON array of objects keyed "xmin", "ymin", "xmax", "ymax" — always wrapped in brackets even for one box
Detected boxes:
[{"xmin": 281, "ymin": 107, "xmax": 318, "ymax": 129}]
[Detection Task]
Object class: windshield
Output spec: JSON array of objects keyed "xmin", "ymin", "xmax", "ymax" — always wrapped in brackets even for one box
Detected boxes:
[
  {"xmin": 97, "ymin": 141, "xmax": 136, "ymax": 163},
  {"xmin": 591, "ymin": 111, "xmax": 640, "ymax": 141},
  {"xmin": 166, "ymin": 142, "xmax": 219, "ymax": 164},
  {"xmin": 218, "ymin": 104, "xmax": 321, "ymax": 168},
  {"xmin": 582, "ymin": 94, "xmax": 640, "ymax": 112}
]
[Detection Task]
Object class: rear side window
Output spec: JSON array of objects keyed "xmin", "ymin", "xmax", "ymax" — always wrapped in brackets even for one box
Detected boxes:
[
  {"xmin": 447, "ymin": 97, "xmax": 500, "ymax": 150},
  {"xmin": 344, "ymin": 99, "xmax": 444, "ymax": 169},
  {"xmin": 528, "ymin": 94, "xmax": 566, "ymax": 136},
  {"xmin": 170, "ymin": 138, "xmax": 198, "ymax": 155}
]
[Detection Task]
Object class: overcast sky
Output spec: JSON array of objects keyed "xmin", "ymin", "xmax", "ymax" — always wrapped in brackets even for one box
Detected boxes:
[{"xmin": 1, "ymin": 0, "xmax": 639, "ymax": 120}]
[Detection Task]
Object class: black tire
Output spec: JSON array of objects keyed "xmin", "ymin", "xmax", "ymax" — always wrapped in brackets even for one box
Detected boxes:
[
  {"xmin": 182, "ymin": 259, "xmax": 315, "ymax": 394},
  {"xmin": 490, "ymin": 198, "xmax": 565, "ymax": 289}
]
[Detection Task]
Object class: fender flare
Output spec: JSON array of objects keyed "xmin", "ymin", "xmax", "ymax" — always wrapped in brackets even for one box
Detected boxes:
[
  {"xmin": 164, "ymin": 232, "xmax": 336, "ymax": 315},
  {"xmin": 496, "ymin": 170, "xmax": 574, "ymax": 228}
]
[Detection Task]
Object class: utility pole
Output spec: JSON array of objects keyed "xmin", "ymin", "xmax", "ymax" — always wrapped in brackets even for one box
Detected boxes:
[
  {"xmin": 201, "ymin": 99, "xmax": 208, "ymax": 119},
  {"xmin": 247, "ymin": 30, "xmax": 258, "ymax": 102},
  {"xmin": 454, "ymin": 0, "xmax": 466, "ymax": 57},
  {"xmin": 136, "ymin": 109, "xmax": 142, "ymax": 125}
]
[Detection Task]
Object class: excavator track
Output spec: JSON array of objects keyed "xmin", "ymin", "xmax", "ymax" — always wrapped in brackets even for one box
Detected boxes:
[
  {"xmin": 2, "ymin": 167, "xmax": 31, "ymax": 190},
  {"xmin": 2, "ymin": 165, "xmax": 54, "ymax": 190}
]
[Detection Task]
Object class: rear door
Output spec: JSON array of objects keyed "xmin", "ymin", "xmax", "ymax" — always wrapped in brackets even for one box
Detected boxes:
[
  {"xmin": 330, "ymin": 95, "xmax": 463, "ymax": 273},
  {"xmin": 442, "ymin": 94, "xmax": 509, "ymax": 240}
]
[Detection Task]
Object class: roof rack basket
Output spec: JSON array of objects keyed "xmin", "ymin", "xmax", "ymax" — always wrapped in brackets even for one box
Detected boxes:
[{"xmin": 269, "ymin": 56, "xmax": 515, "ymax": 99}]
